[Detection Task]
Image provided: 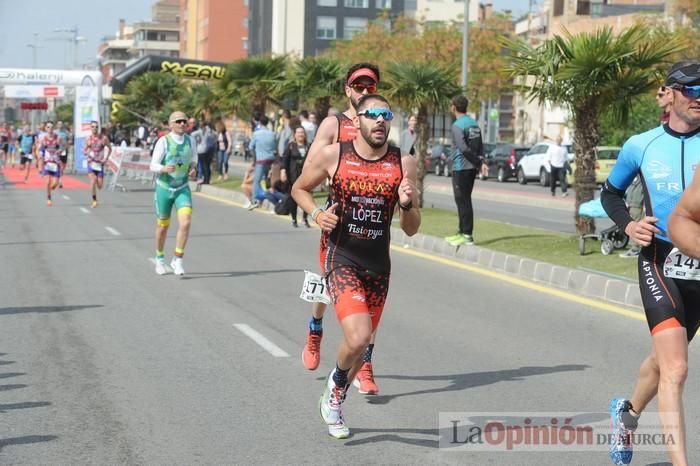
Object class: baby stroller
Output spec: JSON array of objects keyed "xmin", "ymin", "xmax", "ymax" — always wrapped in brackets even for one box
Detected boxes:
[{"xmin": 577, "ymin": 199, "xmax": 628, "ymax": 255}]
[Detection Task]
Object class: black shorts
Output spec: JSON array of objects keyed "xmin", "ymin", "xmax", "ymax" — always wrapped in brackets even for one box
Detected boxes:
[
  {"xmin": 638, "ymin": 239, "xmax": 700, "ymax": 341},
  {"xmin": 59, "ymin": 155, "xmax": 68, "ymax": 164},
  {"xmin": 20, "ymin": 156, "xmax": 33, "ymax": 165},
  {"xmin": 0, "ymin": 143, "xmax": 8, "ymax": 153}
]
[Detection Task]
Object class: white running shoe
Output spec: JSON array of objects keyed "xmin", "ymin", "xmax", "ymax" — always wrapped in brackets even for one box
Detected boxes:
[
  {"xmin": 328, "ymin": 414, "xmax": 350, "ymax": 439},
  {"xmin": 319, "ymin": 370, "xmax": 346, "ymax": 426},
  {"xmin": 170, "ymin": 257, "xmax": 185, "ymax": 276},
  {"xmin": 154, "ymin": 258, "xmax": 167, "ymax": 275},
  {"xmin": 242, "ymin": 201, "xmax": 252, "ymax": 209}
]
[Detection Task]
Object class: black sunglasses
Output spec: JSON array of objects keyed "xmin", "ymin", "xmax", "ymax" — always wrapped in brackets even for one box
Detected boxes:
[{"xmin": 173, "ymin": 119, "xmax": 188, "ymax": 124}]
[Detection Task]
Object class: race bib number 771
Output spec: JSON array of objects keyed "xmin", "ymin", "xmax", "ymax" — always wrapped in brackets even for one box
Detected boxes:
[
  {"xmin": 664, "ymin": 248, "xmax": 700, "ymax": 281},
  {"xmin": 300, "ymin": 270, "xmax": 331, "ymax": 304}
]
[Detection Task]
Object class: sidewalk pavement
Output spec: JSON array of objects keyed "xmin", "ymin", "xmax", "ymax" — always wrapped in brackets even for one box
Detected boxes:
[
  {"xmin": 228, "ymin": 158, "xmax": 578, "ymax": 212},
  {"xmin": 193, "ymin": 181, "xmax": 642, "ymax": 311}
]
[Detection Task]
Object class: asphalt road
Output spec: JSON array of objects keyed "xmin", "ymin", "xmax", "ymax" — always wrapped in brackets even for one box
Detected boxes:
[{"xmin": 1, "ymin": 173, "xmax": 696, "ymax": 465}]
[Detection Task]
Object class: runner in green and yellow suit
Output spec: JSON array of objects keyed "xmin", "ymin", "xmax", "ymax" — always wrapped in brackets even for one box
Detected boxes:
[{"xmin": 149, "ymin": 111, "xmax": 198, "ymax": 276}]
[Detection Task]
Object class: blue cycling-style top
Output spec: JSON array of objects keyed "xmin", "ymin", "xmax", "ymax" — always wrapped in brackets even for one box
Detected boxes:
[{"xmin": 606, "ymin": 124, "xmax": 700, "ymax": 242}]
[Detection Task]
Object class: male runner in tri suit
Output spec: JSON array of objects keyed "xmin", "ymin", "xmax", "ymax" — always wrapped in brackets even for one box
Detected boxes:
[
  {"xmin": 84, "ymin": 121, "xmax": 112, "ymax": 208},
  {"xmin": 601, "ymin": 61, "xmax": 700, "ymax": 466},
  {"xmin": 300, "ymin": 63, "xmax": 386, "ymax": 394},
  {"xmin": 149, "ymin": 111, "xmax": 198, "ymax": 277},
  {"xmin": 17, "ymin": 124, "xmax": 36, "ymax": 183},
  {"xmin": 292, "ymin": 94, "xmax": 420, "ymax": 439},
  {"xmin": 39, "ymin": 122, "xmax": 62, "ymax": 206}
]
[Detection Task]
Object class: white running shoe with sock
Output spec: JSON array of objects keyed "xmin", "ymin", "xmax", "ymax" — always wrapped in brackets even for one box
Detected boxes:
[
  {"xmin": 155, "ymin": 258, "xmax": 167, "ymax": 275},
  {"xmin": 170, "ymin": 257, "xmax": 185, "ymax": 276}
]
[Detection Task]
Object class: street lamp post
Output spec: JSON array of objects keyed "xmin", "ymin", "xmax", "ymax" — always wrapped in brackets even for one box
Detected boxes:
[
  {"xmin": 26, "ymin": 32, "xmax": 44, "ymax": 68},
  {"xmin": 53, "ymin": 26, "xmax": 86, "ymax": 69},
  {"xmin": 461, "ymin": 0, "xmax": 469, "ymax": 89}
]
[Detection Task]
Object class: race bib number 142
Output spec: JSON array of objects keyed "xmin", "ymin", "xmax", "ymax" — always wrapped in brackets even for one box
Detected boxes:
[{"xmin": 664, "ymin": 248, "xmax": 700, "ymax": 281}]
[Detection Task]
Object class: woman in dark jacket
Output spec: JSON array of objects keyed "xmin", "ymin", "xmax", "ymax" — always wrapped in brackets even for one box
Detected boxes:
[{"xmin": 281, "ymin": 126, "xmax": 310, "ymax": 227}]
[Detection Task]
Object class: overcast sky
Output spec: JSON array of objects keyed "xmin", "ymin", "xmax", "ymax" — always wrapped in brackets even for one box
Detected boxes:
[{"xmin": 0, "ymin": 0, "xmax": 528, "ymax": 70}]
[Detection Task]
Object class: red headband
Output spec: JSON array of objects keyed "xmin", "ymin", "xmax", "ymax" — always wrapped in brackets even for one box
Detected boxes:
[{"xmin": 347, "ymin": 68, "xmax": 378, "ymax": 85}]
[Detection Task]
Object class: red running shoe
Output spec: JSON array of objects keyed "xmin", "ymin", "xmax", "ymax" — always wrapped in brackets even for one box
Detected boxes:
[
  {"xmin": 302, "ymin": 331, "xmax": 322, "ymax": 370},
  {"xmin": 354, "ymin": 362, "xmax": 379, "ymax": 395}
]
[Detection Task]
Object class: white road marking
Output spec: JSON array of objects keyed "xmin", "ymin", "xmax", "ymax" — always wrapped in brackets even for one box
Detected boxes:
[
  {"xmin": 80, "ymin": 207, "xmax": 90, "ymax": 214},
  {"xmin": 105, "ymin": 227, "xmax": 121, "ymax": 236},
  {"xmin": 233, "ymin": 324, "xmax": 290, "ymax": 358},
  {"xmin": 62, "ymin": 195, "xmax": 70, "ymax": 200}
]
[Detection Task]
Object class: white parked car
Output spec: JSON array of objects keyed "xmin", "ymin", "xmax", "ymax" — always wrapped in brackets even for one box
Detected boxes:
[{"xmin": 516, "ymin": 140, "xmax": 574, "ymax": 187}]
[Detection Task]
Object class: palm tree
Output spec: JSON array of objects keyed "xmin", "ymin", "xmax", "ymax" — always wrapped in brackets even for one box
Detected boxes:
[
  {"xmin": 384, "ymin": 61, "xmax": 461, "ymax": 207},
  {"xmin": 218, "ymin": 56, "xmax": 288, "ymax": 117},
  {"xmin": 504, "ymin": 25, "xmax": 685, "ymax": 234},
  {"xmin": 287, "ymin": 56, "xmax": 344, "ymax": 120},
  {"xmin": 112, "ymin": 72, "xmax": 185, "ymax": 127},
  {"xmin": 179, "ymin": 83, "xmax": 219, "ymax": 121}
]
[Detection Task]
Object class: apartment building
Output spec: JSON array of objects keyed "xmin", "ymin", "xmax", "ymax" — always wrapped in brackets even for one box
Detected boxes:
[
  {"xmin": 248, "ymin": 0, "xmax": 405, "ymax": 57},
  {"xmin": 179, "ymin": 0, "xmax": 248, "ymax": 62},
  {"xmin": 512, "ymin": 0, "xmax": 666, "ymax": 144}
]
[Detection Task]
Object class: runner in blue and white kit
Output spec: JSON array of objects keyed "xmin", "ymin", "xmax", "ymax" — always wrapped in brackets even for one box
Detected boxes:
[{"xmin": 601, "ymin": 61, "xmax": 700, "ymax": 466}]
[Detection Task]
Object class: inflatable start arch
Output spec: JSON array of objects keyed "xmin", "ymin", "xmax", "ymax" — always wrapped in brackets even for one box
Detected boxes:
[{"xmin": 110, "ymin": 55, "xmax": 228, "ymax": 119}]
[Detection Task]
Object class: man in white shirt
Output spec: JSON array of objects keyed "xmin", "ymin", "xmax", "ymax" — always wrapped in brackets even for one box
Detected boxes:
[{"xmin": 547, "ymin": 135, "xmax": 569, "ymax": 197}]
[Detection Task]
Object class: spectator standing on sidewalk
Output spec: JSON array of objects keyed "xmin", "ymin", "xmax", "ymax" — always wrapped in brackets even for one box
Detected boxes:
[
  {"xmin": 277, "ymin": 109, "xmax": 293, "ymax": 158},
  {"xmin": 445, "ymin": 95, "xmax": 484, "ymax": 247},
  {"xmin": 190, "ymin": 122, "xmax": 204, "ymax": 182},
  {"xmin": 399, "ymin": 114, "xmax": 417, "ymax": 155},
  {"xmin": 201, "ymin": 122, "xmax": 217, "ymax": 184},
  {"xmin": 215, "ymin": 120, "xmax": 230, "ymax": 181},
  {"xmin": 300, "ymin": 110, "xmax": 318, "ymax": 143},
  {"xmin": 281, "ymin": 126, "xmax": 310, "ymax": 228},
  {"xmin": 547, "ymin": 135, "xmax": 569, "ymax": 197},
  {"xmin": 657, "ymin": 86, "xmax": 672, "ymax": 124},
  {"xmin": 246, "ymin": 115, "xmax": 277, "ymax": 209}
]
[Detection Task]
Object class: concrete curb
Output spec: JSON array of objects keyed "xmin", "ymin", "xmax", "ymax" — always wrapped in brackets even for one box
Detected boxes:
[{"xmin": 194, "ymin": 183, "xmax": 642, "ymax": 311}]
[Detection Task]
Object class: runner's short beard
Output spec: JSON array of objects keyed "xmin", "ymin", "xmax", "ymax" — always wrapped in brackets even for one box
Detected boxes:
[{"xmin": 360, "ymin": 125, "xmax": 386, "ymax": 149}]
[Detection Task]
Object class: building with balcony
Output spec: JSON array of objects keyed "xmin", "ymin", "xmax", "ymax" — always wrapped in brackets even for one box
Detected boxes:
[
  {"xmin": 124, "ymin": 0, "xmax": 180, "ymax": 61},
  {"xmin": 511, "ymin": 0, "xmax": 665, "ymax": 145},
  {"xmin": 249, "ymin": 0, "xmax": 405, "ymax": 58},
  {"xmin": 179, "ymin": 0, "xmax": 248, "ymax": 62},
  {"xmin": 549, "ymin": 0, "xmax": 664, "ymax": 35},
  {"xmin": 97, "ymin": 19, "xmax": 135, "ymax": 85}
]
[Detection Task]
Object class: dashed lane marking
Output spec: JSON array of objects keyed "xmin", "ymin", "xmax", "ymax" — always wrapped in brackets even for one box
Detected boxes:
[{"xmin": 233, "ymin": 324, "xmax": 290, "ymax": 357}]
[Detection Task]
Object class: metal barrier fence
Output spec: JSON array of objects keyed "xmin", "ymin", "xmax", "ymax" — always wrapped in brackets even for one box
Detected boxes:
[{"xmin": 106, "ymin": 145, "xmax": 156, "ymax": 192}]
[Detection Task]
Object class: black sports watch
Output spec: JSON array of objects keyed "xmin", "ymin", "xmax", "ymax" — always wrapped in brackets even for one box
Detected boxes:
[{"xmin": 399, "ymin": 200, "xmax": 413, "ymax": 211}]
